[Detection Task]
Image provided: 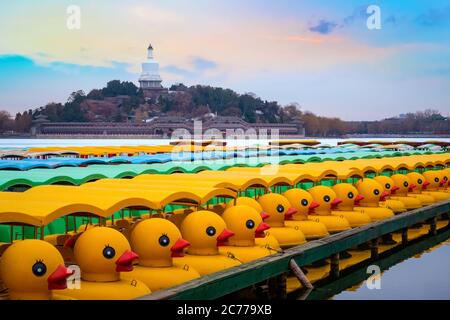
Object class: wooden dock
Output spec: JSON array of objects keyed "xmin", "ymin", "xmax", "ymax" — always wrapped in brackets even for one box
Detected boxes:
[{"xmin": 139, "ymin": 200, "xmax": 450, "ymax": 300}]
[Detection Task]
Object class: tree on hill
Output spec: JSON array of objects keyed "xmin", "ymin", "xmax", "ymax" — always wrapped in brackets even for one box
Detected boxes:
[
  {"xmin": 0, "ymin": 111, "xmax": 13, "ymax": 133},
  {"xmin": 61, "ymin": 91, "xmax": 86, "ymax": 122},
  {"xmin": 102, "ymin": 80, "xmax": 139, "ymax": 97},
  {"xmin": 14, "ymin": 110, "xmax": 33, "ymax": 132},
  {"xmin": 86, "ymin": 89, "xmax": 104, "ymax": 100}
]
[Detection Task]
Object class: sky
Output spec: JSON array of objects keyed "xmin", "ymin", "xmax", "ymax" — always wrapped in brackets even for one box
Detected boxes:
[{"xmin": 0, "ymin": 0, "xmax": 449, "ymax": 120}]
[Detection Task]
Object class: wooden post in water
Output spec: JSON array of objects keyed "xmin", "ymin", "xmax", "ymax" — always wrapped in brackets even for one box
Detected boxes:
[
  {"xmin": 401, "ymin": 228, "xmax": 408, "ymax": 245},
  {"xmin": 276, "ymin": 273, "xmax": 287, "ymax": 299},
  {"xmin": 330, "ymin": 253, "xmax": 340, "ymax": 279},
  {"xmin": 289, "ymin": 259, "xmax": 313, "ymax": 289}
]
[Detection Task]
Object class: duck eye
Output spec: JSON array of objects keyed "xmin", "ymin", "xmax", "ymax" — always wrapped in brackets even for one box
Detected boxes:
[
  {"xmin": 323, "ymin": 195, "xmax": 330, "ymax": 202},
  {"xmin": 403, "ymin": 181, "xmax": 408, "ymax": 187},
  {"xmin": 418, "ymin": 179, "xmax": 423, "ymax": 184},
  {"xmin": 385, "ymin": 183, "xmax": 391, "ymax": 189},
  {"xmin": 32, "ymin": 261, "xmax": 47, "ymax": 277},
  {"xmin": 373, "ymin": 189, "xmax": 380, "ymax": 196},
  {"xmin": 206, "ymin": 226, "xmax": 216, "ymax": 236},
  {"xmin": 444, "ymin": 176, "xmax": 448, "ymax": 182},
  {"xmin": 103, "ymin": 246, "xmax": 116, "ymax": 259},
  {"xmin": 301, "ymin": 199, "xmax": 308, "ymax": 206},
  {"xmin": 159, "ymin": 235, "xmax": 170, "ymax": 247},
  {"xmin": 246, "ymin": 219, "xmax": 255, "ymax": 229},
  {"xmin": 348, "ymin": 192, "xmax": 354, "ymax": 199},
  {"xmin": 435, "ymin": 177, "xmax": 439, "ymax": 183},
  {"xmin": 276, "ymin": 204, "xmax": 284, "ymax": 213}
]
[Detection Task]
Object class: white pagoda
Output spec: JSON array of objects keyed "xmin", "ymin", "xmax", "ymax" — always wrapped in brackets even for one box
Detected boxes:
[{"xmin": 139, "ymin": 44, "xmax": 167, "ymax": 98}]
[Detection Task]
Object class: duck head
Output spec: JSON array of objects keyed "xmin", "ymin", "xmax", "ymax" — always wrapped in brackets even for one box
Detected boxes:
[
  {"xmin": 180, "ymin": 210, "xmax": 234, "ymax": 256},
  {"xmin": 373, "ymin": 175, "xmax": 398, "ymax": 197},
  {"xmin": 308, "ymin": 186, "xmax": 342, "ymax": 215},
  {"xmin": 283, "ymin": 188, "xmax": 320, "ymax": 220},
  {"xmin": 406, "ymin": 172, "xmax": 428, "ymax": 193},
  {"xmin": 423, "ymin": 171, "xmax": 442, "ymax": 191},
  {"xmin": 68, "ymin": 226, "xmax": 138, "ymax": 282},
  {"xmin": 130, "ymin": 218, "xmax": 190, "ymax": 268},
  {"xmin": 257, "ymin": 193, "xmax": 297, "ymax": 227},
  {"xmin": 0, "ymin": 240, "xmax": 73, "ymax": 300},
  {"xmin": 332, "ymin": 183, "xmax": 364, "ymax": 211},
  {"xmin": 226, "ymin": 197, "xmax": 269, "ymax": 220},
  {"xmin": 391, "ymin": 174, "xmax": 415, "ymax": 196},
  {"xmin": 222, "ymin": 205, "xmax": 270, "ymax": 247},
  {"xmin": 355, "ymin": 178, "xmax": 388, "ymax": 207}
]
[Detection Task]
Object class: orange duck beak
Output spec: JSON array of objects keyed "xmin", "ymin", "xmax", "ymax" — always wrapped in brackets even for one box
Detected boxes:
[
  {"xmin": 380, "ymin": 191, "xmax": 389, "ymax": 201},
  {"xmin": 390, "ymin": 185, "xmax": 400, "ymax": 194},
  {"xmin": 260, "ymin": 211, "xmax": 270, "ymax": 220},
  {"xmin": 171, "ymin": 238, "xmax": 190, "ymax": 257},
  {"xmin": 255, "ymin": 222, "xmax": 270, "ymax": 238},
  {"xmin": 115, "ymin": 250, "xmax": 139, "ymax": 272},
  {"xmin": 422, "ymin": 181, "xmax": 430, "ymax": 189},
  {"xmin": 354, "ymin": 194, "xmax": 364, "ymax": 204},
  {"xmin": 284, "ymin": 207, "xmax": 297, "ymax": 220},
  {"xmin": 216, "ymin": 228, "xmax": 235, "ymax": 246},
  {"xmin": 331, "ymin": 198, "xmax": 342, "ymax": 208},
  {"xmin": 408, "ymin": 183, "xmax": 417, "ymax": 192},
  {"xmin": 308, "ymin": 201, "xmax": 320, "ymax": 213},
  {"xmin": 48, "ymin": 265, "xmax": 74, "ymax": 290},
  {"xmin": 439, "ymin": 180, "xmax": 445, "ymax": 187}
]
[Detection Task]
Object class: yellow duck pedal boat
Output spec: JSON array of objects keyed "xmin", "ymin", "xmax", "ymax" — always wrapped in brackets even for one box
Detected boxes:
[
  {"xmin": 257, "ymin": 193, "xmax": 307, "ymax": 248},
  {"xmin": 388, "ymin": 174, "xmax": 423, "ymax": 209},
  {"xmin": 218, "ymin": 205, "xmax": 275, "ymax": 263},
  {"xmin": 282, "ymin": 188, "xmax": 330, "ymax": 239},
  {"xmin": 354, "ymin": 179, "xmax": 394, "ymax": 221},
  {"xmin": 59, "ymin": 227, "xmax": 151, "ymax": 300},
  {"xmin": 421, "ymin": 171, "xmax": 450, "ymax": 201},
  {"xmin": 0, "ymin": 240, "xmax": 74, "ymax": 300},
  {"xmin": 176, "ymin": 210, "xmax": 241, "ymax": 275},
  {"xmin": 331, "ymin": 184, "xmax": 372, "ymax": 227},
  {"xmin": 373, "ymin": 176, "xmax": 407, "ymax": 213},
  {"xmin": 406, "ymin": 172, "xmax": 437, "ymax": 205},
  {"xmin": 226, "ymin": 196, "xmax": 282, "ymax": 251},
  {"xmin": 124, "ymin": 218, "xmax": 200, "ymax": 291},
  {"xmin": 307, "ymin": 186, "xmax": 352, "ymax": 233}
]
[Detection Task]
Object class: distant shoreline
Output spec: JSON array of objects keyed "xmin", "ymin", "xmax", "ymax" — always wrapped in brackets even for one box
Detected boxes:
[{"xmin": 1, "ymin": 133, "xmax": 450, "ymax": 140}]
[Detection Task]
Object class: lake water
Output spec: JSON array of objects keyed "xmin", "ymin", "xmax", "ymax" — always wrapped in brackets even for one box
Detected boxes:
[
  {"xmin": 0, "ymin": 137, "xmax": 449, "ymax": 149},
  {"xmin": 333, "ymin": 238, "xmax": 450, "ymax": 300}
]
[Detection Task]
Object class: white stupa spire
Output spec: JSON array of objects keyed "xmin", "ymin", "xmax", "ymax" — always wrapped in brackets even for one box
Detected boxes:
[
  {"xmin": 147, "ymin": 43, "xmax": 154, "ymax": 59},
  {"xmin": 139, "ymin": 43, "xmax": 162, "ymax": 88}
]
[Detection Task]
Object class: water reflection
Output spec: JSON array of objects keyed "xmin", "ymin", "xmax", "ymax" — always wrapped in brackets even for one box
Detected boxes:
[{"xmin": 333, "ymin": 239, "xmax": 450, "ymax": 300}]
